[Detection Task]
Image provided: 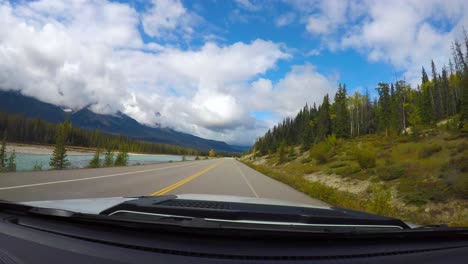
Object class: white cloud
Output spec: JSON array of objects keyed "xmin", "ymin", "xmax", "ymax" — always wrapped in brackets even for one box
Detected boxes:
[
  {"xmin": 290, "ymin": 0, "xmax": 468, "ymax": 86},
  {"xmin": 0, "ymin": 0, "xmax": 338, "ymax": 146},
  {"xmin": 339, "ymin": 0, "xmax": 468, "ymax": 85},
  {"xmin": 141, "ymin": 0, "xmax": 200, "ymax": 39},
  {"xmin": 0, "ymin": 0, "xmax": 134, "ymax": 114},
  {"xmin": 116, "ymin": 40, "xmax": 292, "ymax": 144},
  {"xmin": 276, "ymin": 12, "xmax": 296, "ymax": 27},
  {"xmin": 235, "ymin": 0, "xmax": 261, "ymax": 12}
]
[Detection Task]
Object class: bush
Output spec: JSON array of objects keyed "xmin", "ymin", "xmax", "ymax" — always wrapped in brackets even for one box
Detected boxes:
[
  {"xmin": 354, "ymin": 148, "xmax": 376, "ymax": 169},
  {"xmin": 328, "ymin": 161, "xmax": 348, "ymax": 168},
  {"xmin": 335, "ymin": 164, "xmax": 361, "ymax": 176},
  {"xmin": 309, "ymin": 142, "xmax": 332, "ymax": 164},
  {"xmin": 366, "ymin": 184, "xmax": 394, "ymax": 216},
  {"xmin": 453, "ymin": 177, "xmax": 468, "ymax": 199},
  {"xmin": 33, "ymin": 162, "xmax": 43, "ymax": 171},
  {"xmin": 440, "ymin": 153, "xmax": 468, "ymax": 199},
  {"xmin": 456, "ymin": 142, "xmax": 468, "ymax": 154},
  {"xmin": 398, "ymin": 178, "xmax": 449, "ymax": 205},
  {"xmin": 418, "ymin": 144, "xmax": 442, "ymax": 159},
  {"xmin": 377, "ymin": 163, "xmax": 406, "ymax": 181},
  {"xmin": 450, "ymin": 152, "xmax": 468, "ymax": 172}
]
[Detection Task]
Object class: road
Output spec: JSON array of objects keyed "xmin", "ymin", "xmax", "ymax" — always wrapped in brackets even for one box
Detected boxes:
[{"xmin": 0, "ymin": 158, "xmax": 328, "ymax": 206}]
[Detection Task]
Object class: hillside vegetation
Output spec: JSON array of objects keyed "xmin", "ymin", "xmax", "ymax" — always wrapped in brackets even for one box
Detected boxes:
[
  {"xmin": 243, "ymin": 36, "xmax": 468, "ymax": 226},
  {"xmin": 243, "ymin": 129, "xmax": 467, "ymax": 226}
]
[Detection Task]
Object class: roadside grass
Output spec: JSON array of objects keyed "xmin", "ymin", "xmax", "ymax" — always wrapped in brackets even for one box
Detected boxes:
[{"xmin": 244, "ymin": 129, "xmax": 468, "ymax": 226}]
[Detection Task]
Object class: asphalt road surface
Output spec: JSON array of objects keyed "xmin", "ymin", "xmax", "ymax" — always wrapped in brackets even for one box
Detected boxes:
[{"xmin": 0, "ymin": 158, "xmax": 328, "ymax": 206}]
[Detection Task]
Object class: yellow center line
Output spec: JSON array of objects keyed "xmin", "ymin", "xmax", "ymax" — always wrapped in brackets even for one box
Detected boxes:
[{"xmin": 150, "ymin": 160, "xmax": 224, "ymax": 196}]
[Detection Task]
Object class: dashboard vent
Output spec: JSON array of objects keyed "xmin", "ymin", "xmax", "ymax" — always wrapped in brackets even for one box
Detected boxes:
[{"xmin": 158, "ymin": 200, "xmax": 231, "ymax": 210}]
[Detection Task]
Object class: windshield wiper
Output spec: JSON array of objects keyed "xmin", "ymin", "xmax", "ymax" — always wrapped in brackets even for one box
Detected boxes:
[{"xmin": 2, "ymin": 199, "xmax": 467, "ymax": 238}]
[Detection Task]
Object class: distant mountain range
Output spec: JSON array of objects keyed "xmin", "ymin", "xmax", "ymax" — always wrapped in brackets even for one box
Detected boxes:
[{"xmin": 0, "ymin": 90, "xmax": 250, "ymax": 153}]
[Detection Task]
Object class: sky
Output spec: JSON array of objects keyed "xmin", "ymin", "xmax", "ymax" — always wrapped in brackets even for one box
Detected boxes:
[{"xmin": 0, "ymin": 0, "xmax": 467, "ymax": 145}]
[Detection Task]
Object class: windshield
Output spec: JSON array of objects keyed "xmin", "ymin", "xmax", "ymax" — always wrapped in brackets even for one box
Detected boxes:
[{"xmin": 0, "ymin": 0, "xmax": 467, "ymax": 230}]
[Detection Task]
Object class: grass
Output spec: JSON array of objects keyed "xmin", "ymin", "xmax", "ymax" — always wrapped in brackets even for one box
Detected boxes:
[{"xmin": 244, "ymin": 129, "xmax": 468, "ymax": 226}]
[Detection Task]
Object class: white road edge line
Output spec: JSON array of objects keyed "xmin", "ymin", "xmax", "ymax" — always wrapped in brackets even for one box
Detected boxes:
[
  {"xmin": 233, "ymin": 160, "xmax": 260, "ymax": 198},
  {"xmin": 0, "ymin": 161, "xmax": 207, "ymax": 191}
]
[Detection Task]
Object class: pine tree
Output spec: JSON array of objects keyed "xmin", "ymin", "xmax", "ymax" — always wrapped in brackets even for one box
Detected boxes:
[
  {"xmin": 49, "ymin": 122, "xmax": 70, "ymax": 170},
  {"xmin": 104, "ymin": 147, "xmax": 114, "ymax": 167},
  {"xmin": 431, "ymin": 60, "xmax": 444, "ymax": 120},
  {"xmin": 333, "ymin": 84, "xmax": 350, "ymax": 138},
  {"xmin": 419, "ymin": 82, "xmax": 435, "ymax": 126},
  {"xmin": 422, "ymin": 67, "xmax": 429, "ymax": 84},
  {"xmin": 115, "ymin": 152, "xmax": 129, "ymax": 166},
  {"xmin": 277, "ymin": 140, "xmax": 287, "ymax": 164},
  {"xmin": 6, "ymin": 150, "xmax": 16, "ymax": 172},
  {"xmin": 0, "ymin": 130, "xmax": 6, "ymax": 171},
  {"xmin": 88, "ymin": 149, "xmax": 101, "ymax": 168},
  {"xmin": 316, "ymin": 94, "xmax": 332, "ymax": 141},
  {"xmin": 376, "ymin": 83, "xmax": 392, "ymax": 136}
]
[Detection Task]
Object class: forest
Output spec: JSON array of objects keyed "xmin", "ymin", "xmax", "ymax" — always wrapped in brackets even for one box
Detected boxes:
[
  {"xmin": 253, "ymin": 37, "xmax": 468, "ymax": 154},
  {"xmin": 0, "ymin": 112, "xmax": 216, "ymax": 156}
]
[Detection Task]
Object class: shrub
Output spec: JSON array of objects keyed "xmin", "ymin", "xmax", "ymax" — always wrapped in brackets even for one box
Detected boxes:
[
  {"xmin": 309, "ymin": 142, "xmax": 332, "ymax": 164},
  {"xmin": 451, "ymin": 152, "xmax": 468, "ymax": 172},
  {"xmin": 366, "ymin": 184, "xmax": 394, "ymax": 216},
  {"xmin": 440, "ymin": 154, "xmax": 468, "ymax": 199},
  {"xmin": 354, "ymin": 148, "xmax": 376, "ymax": 169},
  {"xmin": 377, "ymin": 163, "xmax": 406, "ymax": 181},
  {"xmin": 456, "ymin": 142, "xmax": 468, "ymax": 154},
  {"xmin": 335, "ymin": 164, "xmax": 361, "ymax": 176},
  {"xmin": 398, "ymin": 178, "xmax": 448, "ymax": 205},
  {"xmin": 328, "ymin": 161, "xmax": 348, "ymax": 168},
  {"xmin": 418, "ymin": 144, "xmax": 442, "ymax": 159},
  {"xmin": 453, "ymin": 177, "xmax": 468, "ymax": 199},
  {"xmin": 33, "ymin": 162, "xmax": 43, "ymax": 171}
]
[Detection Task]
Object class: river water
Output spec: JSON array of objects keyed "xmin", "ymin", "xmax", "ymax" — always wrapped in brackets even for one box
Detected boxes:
[{"xmin": 12, "ymin": 153, "xmax": 194, "ymax": 171}]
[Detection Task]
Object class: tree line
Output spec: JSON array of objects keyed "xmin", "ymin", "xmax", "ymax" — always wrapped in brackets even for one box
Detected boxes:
[
  {"xmin": 0, "ymin": 112, "xmax": 218, "ymax": 157},
  {"xmin": 253, "ymin": 36, "xmax": 468, "ymax": 156}
]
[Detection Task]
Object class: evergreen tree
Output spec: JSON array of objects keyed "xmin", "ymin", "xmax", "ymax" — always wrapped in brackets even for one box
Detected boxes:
[
  {"xmin": 88, "ymin": 149, "xmax": 101, "ymax": 168},
  {"xmin": 419, "ymin": 82, "xmax": 435, "ymax": 125},
  {"xmin": 316, "ymin": 94, "xmax": 332, "ymax": 141},
  {"xmin": 49, "ymin": 122, "xmax": 70, "ymax": 170},
  {"xmin": 333, "ymin": 84, "xmax": 350, "ymax": 138},
  {"xmin": 431, "ymin": 60, "xmax": 444, "ymax": 120},
  {"xmin": 115, "ymin": 149, "xmax": 129, "ymax": 166},
  {"xmin": 277, "ymin": 140, "xmax": 287, "ymax": 164},
  {"xmin": 6, "ymin": 150, "xmax": 16, "ymax": 172},
  {"xmin": 0, "ymin": 130, "xmax": 6, "ymax": 171},
  {"xmin": 422, "ymin": 67, "xmax": 429, "ymax": 84},
  {"xmin": 376, "ymin": 83, "xmax": 392, "ymax": 136},
  {"xmin": 104, "ymin": 147, "xmax": 114, "ymax": 167}
]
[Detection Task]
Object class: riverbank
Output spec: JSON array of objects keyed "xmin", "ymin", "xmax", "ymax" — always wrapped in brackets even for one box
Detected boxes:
[
  {"xmin": 6, "ymin": 143, "xmax": 95, "ymax": 155},
  {"xmin": 5, "ymin": 143, "xmax": 195, "ymax": 157}
]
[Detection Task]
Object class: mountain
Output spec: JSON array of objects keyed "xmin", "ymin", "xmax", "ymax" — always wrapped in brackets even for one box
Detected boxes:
[{"xmin": 0, "ymin": 90, "xmax": 246, "ymax": 153}]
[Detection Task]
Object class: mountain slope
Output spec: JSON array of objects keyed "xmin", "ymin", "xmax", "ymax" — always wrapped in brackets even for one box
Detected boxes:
[{"xmin": 0, "ymin": 90, "xmax": 242, "ymax": 152}]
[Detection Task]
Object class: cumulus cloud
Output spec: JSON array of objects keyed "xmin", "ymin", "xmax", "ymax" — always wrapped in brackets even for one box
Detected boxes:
[
  {"xmin": 0, "ymin": 0, "xmax": 341, "ymax": 145},
  {"xmin": 141, "ymin": 0, "xmax": 200, "ymax": 39},
  {"xmin": 249, "ymin": 64, "xmax": 337, "ymax": 118},
  {"xmin": 276, "ymin": 12, "xmax": 296, "ymax": 27},
  {"xmin": 0, "ymin": 0, "xmax": 136, "ymax": 113},
  {"xmin": 292, "ymin": 0, "xmax": 468, "ymax": 86},
  {"xmin": 339, "ymin": 0, "xmax": 468, "ymax": 85}
]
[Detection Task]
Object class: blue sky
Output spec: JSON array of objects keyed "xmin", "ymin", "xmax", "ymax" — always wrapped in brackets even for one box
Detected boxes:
[{"xmin": 1, "ymin": 0, "xmax": 467, "ymax": 145}]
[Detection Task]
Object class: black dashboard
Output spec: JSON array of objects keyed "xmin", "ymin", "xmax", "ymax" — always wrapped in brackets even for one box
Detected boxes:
[{"xmin": 1, "ymin": 209, "xmax": 467, "ymax": 264}]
